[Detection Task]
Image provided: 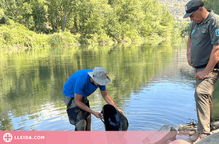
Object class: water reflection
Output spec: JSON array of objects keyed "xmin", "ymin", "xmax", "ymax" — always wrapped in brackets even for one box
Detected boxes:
[{"xmin": 0, "ymin": 41, "xmax": 218, "ymax": 131}]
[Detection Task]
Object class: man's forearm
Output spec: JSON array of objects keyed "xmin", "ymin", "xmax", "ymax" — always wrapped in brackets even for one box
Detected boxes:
[
  {"xmin": 187, "ymin": 37, "xmax": 191, "ymax": 54},
  {"xmin": 74, "ymin": 94, "xmax": 94, "ymax": 114},
  {"xmin": 104, "ymin": 95, "xmax": 118, "ymax": 109},
  {"xmin": 187, "ymin": 37, "xmax": 193, "ymax": 67},
  {"xmin": 101, "ymin": 90, "xmax": 122, "ymax": 112}
]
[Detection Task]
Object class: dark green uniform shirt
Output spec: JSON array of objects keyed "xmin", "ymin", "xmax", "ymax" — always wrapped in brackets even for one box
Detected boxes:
[{"xmin": 189, "ymin": 10, "xmax": 219, "ymax": 68}]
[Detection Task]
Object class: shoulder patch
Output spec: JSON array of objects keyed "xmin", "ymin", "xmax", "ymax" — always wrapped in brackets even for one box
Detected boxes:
[{"xmin": 216, "ymin": 29, "xmax": 219, "ymax": 36}]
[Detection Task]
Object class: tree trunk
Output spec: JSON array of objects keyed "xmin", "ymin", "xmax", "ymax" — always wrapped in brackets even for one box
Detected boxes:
[
  {"xmin": 62, "ymin": 11, "xmax": 67, "ymax": 32},
  {"xmin": 62, "ymin": 7, "xmax": 73, "ymax": 32}
]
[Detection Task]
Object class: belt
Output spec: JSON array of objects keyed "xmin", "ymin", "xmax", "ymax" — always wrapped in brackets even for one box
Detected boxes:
[
  {"xmin": 195, "ymin": 64, "xmax": 207, "ymax": 69},
  {"xmin": 195, "ymin": 64, "xmax": 219, "ymax": 69}
]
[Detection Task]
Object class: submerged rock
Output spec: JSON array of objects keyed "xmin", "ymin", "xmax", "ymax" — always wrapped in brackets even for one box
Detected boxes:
[
  {"xmin": 177, "ymin": 123, "xmax": 197, "ymax": 136},
  {"xmin": 211, "ymin": 121, "xmax": 219, "ymax": 131}
]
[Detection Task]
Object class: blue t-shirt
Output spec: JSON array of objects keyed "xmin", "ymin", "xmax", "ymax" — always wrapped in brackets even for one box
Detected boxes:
[{"xmin": 62, "ymin": 69, "xmax": 106, "ymax": 98}]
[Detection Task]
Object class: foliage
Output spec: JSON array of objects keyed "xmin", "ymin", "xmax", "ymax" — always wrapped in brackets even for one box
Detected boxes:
[
  {"xmin": 178, "ymin": 0, "xmax": 219, "ymax": 38},
  {"xmin": 48, "ymin": 32, "xmax": 79, "ymax": 47},
  {"xmin": 0, "ymin": 8, "xmax": 4, "ymax": 19},
  {"xmin": 0, "ymin": 19, "xmax": 45, "ymax": 48},
  {"xmin": 46, "ymin": 0, "xmax": 63, "ymax": 32},
  {"xmin": 0, "ymin": 20, "xmax": 80, "ymax": 49},
  {"xmin": 178, "ymin": 21, "xmax": 191, "ymax": 37},
  {"xmin": 31, "ymin": 0, "xmax": 48, "ymax": 33},
  {"xmin": 0, "ymin": 0, "xmax": 179, "ymax": 47},
  {"xmin": 204, "ymin": 0, "xmax": 219, "ymax": 15},
  {"xmin": 19, "ymin": 2, "xmax": 35, "ymax": 29}
]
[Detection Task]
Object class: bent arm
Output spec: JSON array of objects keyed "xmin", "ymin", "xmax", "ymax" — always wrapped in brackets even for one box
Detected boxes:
[
  {"xmin": 74, "ymin": 93, "xmax": 101, "ymax": 118},
  {"xmin": 187, "ymin": 36, "xmax": 191, "ymax": 54},
  {"xmin": 187, "ymin": 37, "xmax": 193, "ymax": 67},
  {"xmin": 195, "ymin": 45, "xmax": 219, "ymax": 79},
  {"xmin": 205, "ymin": 45, "xmax": 219, "ymax": 73}
]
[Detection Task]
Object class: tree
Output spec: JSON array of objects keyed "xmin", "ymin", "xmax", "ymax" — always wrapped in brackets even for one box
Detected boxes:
[
  {"xmin": 110, "ymin": 0, "xmax": 144, "ymax": 41},
  {"xmin": 19, "ymin": 2, "xmax": 35, "ymax": 29},
  {"xmin": 31, "ymin": 0, "xmax": 47, "ymax": 33},
  {"xmin": 159, "ymin": 7, "xmax": 174, "ymax": 38},
  {"xmin": 0, "ymin": 0, "xmax": 24, "ymax": 22},
  {"xmin": 204, "ymin": 0, "xmax": 219, "ymax": 14},
  {"xmin": 0, "ymin": 8, "xmax": 4, "ymax": 20},
  {"xmin": 60, "ymin": 0, "xmax": 75, "ymax": 32},
  {"xmin": 46, "ymin": 0, "xmax": 63, "ymax": 32}
]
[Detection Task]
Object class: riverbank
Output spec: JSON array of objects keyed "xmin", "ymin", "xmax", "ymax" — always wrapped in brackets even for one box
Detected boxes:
[
  {"xmin": 172, "ymin": 122, "xmax": 219, "ymax": 144},
  {"xmin": 0, "ymin": 19, "xmax": 180, "ymax": 51},
  {"xmin": 171, "ymin": 130, "xmax": 219, "ymax": 144}
]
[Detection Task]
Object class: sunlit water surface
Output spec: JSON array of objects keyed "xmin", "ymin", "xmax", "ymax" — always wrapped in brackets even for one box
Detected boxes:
[{"xmin": 0, "ymin": 41, "xmax": 219, "ymax": 132}]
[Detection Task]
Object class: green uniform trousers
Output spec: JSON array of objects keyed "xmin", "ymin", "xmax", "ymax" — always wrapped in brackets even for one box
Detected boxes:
[{"xmin": 195, "ymin": 68, "xmax": 219, "ymax": 134}]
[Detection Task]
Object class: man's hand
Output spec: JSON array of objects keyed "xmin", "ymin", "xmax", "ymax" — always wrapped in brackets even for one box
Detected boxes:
[
  {"xmin": 187, "ymin": 53, "xmax": 194, "ymax": 68},
  {"xmin": 92, "ymin": 111, "xmax": 102, "ymax": 118},
  {"xmin": 195, "ymin": 70, "xmax": 209, "ymax": 80},
  {"xmin": 118, "ymin": 109, "xmax": 125, "ymax": 115},
  {"xmin": 100, "ymin": 90, "xmax": 125, "ymax": 115},
  {"xmin": 195, "ymin": 46, "xmax": 219, "ymax": 80}
]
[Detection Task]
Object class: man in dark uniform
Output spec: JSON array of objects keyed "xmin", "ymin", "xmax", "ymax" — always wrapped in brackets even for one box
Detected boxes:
[{"xmin": 183, "ymin": 0, "xmax": 219, "ymax": 143}]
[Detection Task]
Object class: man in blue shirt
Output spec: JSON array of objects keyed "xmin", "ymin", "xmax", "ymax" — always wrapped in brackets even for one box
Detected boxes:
[{"xmin": 63, "ymin": 67, "xmax": 124, "ymax": 131}]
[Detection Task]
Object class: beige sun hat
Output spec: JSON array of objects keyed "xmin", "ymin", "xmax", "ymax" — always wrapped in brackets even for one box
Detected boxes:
[{"xmin": 88, "ymin": 67, "xmax": 111, "ymax": 85}]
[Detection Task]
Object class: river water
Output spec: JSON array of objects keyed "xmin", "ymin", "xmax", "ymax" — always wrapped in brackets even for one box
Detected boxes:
[{"xmin": 0, "ymin": 40, "xmax": 219, "ymax": 131}]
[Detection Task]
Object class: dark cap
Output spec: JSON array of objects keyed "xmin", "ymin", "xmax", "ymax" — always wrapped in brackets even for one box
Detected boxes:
[{"xmin": 183, "ymin": 0, "xmax": 204, "ymax": 18}]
